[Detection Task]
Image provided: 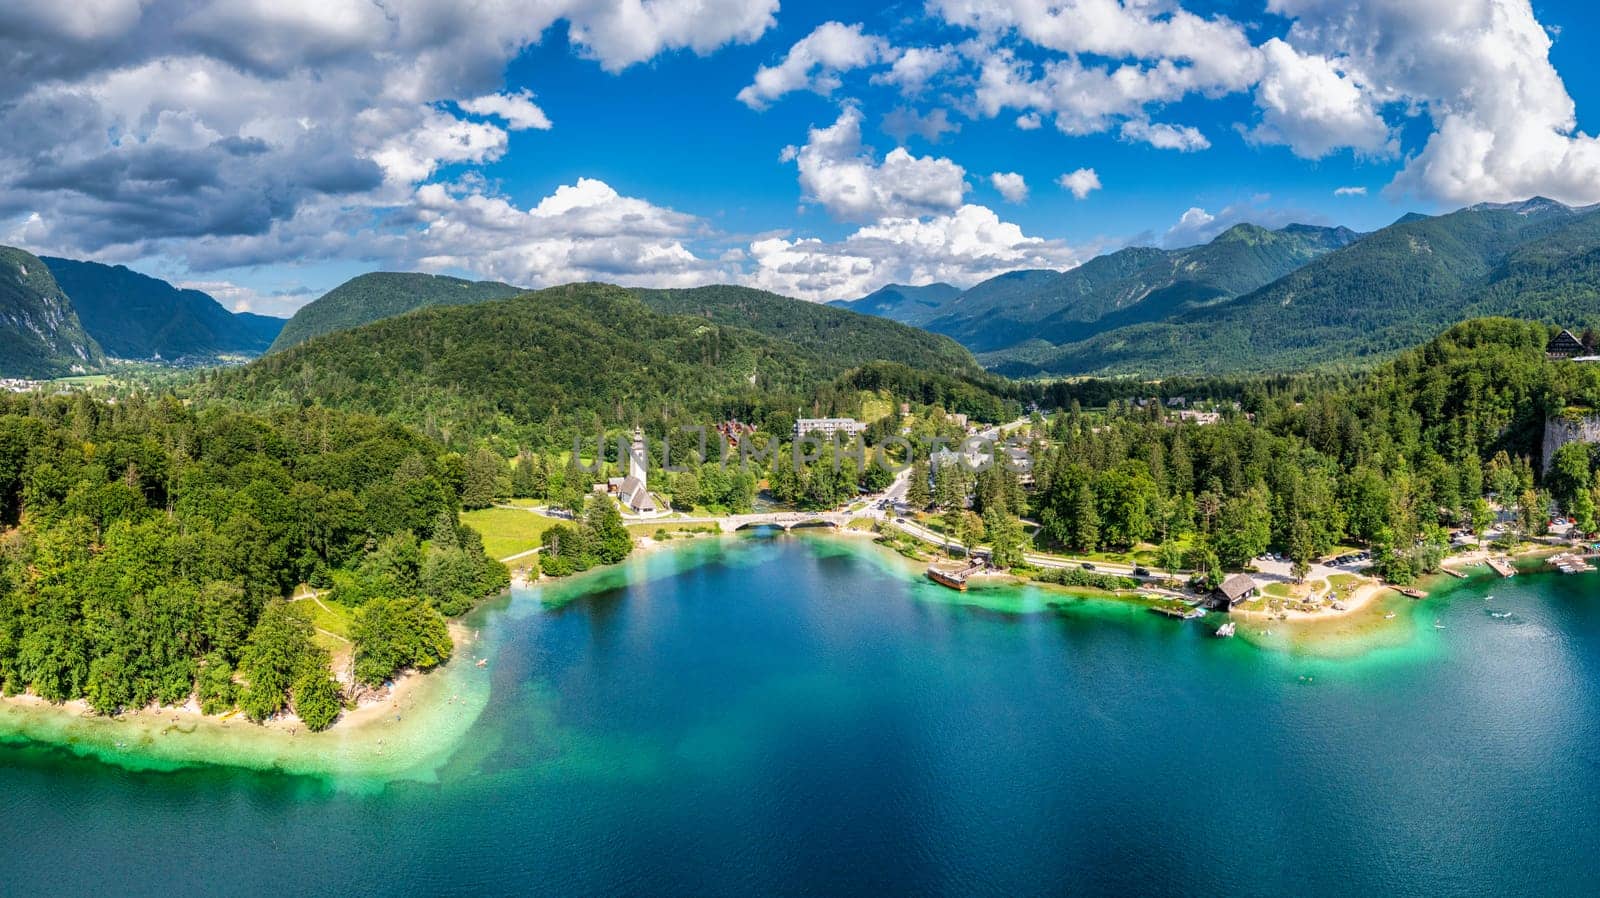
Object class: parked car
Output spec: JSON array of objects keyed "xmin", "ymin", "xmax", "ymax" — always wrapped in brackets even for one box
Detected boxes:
[
  {"xmin": 1133, "ymin": 566, "xmax": 1150, "ymax": 577},
  {"xmin": 1081, "ymin": 562, "xmax": 1096, "ymax": 570}
]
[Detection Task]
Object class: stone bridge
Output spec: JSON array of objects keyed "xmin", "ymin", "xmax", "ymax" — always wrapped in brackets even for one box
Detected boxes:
[{"xmin": 653, "ymin": 511, "xmax": 857, "ymax": 533}]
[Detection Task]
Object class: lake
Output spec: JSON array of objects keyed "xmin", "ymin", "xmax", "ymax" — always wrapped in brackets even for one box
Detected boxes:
[{"xmin": 3, "ymin": 532, "xmax": 1599, "ymax": 897}]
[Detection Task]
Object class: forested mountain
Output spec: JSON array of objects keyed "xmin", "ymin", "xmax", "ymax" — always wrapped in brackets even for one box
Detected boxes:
[
  {"xmin": 921, "ymin": 223, "xmax": 1359, "ymax": 353},
  {"xmin": 826, "ymin": 282, "xmax": 959, "ymax": 323},
  {"xmin": 0, "ymin": 245, "xmax": 104, "ymax": 377},
  {"xmin": 206, "ymin": 283, "xmax": 859, "ymax": 447},
  {"xmin": 634, "ymin": 284, "xmax": 980, "ymax": 374},
  {"xmin": 828, "ymin": 224, "xmax": 1354, "ymax": 354},
  {"xmin": 993, "ymin": 200, "xmax": 1600, "ymax": 377},
  {"xmin": 42, "ymin": 257, "xmax": 284, "ymax": 361},
  {"xmin": 269, "ymin": 272, "xmax": 522, "ymax": 352}
]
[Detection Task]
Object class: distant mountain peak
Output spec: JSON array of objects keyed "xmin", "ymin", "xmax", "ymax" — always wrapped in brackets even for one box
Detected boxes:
[{"xmin": 1466, "ymin": 196, "xmax": 1574, "ymax": 216}]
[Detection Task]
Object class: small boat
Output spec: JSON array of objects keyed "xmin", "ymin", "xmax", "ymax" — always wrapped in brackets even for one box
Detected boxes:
[
  {"xmin": 1433, "ymin": 620, "xmax": 1446, "ymax": 630},
  {"xmin": 1384, "ymin": 611, "xmax": 1396, "ymax": 620},
  {"xmin": 1399, "ymin": 587, "xmax": 1427, "ymax": 599},
  {"xmin": 926, "ymin": 567, "xmax": 969, "ymax": 591},
  {"xmin": 1215, "ymin": 622, "xmax": 1236, "ymax": 638},
  {"xmin": 475, "ymin": 658, "xmax": 488, "ymax": 668}
]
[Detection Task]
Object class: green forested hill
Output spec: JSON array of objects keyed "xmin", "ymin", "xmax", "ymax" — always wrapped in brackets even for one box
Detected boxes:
[
  {"xmin": 269, "ymin": 272, "xmax": 522, "ymax": 352},
  {"xmin": 825, "ymin": 282, "xmax": 959, "ymax": 323},
  {"xmin": 207, "ymin": 283, "xmax": 847, "ymax": 445},
  {"xmin": 921, "ymin": 222, "xmax": 1357, "ymax": 353},
  {"xmin": 634, "ymin": 284, "xmax": 980, "ymax": 373},
  {"xmin": 992, "ymin": 200, "xmax": 1600, "ymax": 376},
  {"xmin": 42, "ymin": 257, "xmax": 283, "ymax": 360},
  {"xmin": 0, "ymin": 245, "xmax": 104, "ymax": 377}
]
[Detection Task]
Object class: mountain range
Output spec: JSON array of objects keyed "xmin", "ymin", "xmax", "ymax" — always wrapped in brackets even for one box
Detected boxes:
[
  {"xmin": 43, "ymin": 257, "xmax": 284, "ymax": 361},
  {"xmin": 8, "ymin": 196, "xmax": 1600, "ymax": 383},
  {"xmin": 831, "ymin": 198, "xmax": 1600, "ymax": 376}
]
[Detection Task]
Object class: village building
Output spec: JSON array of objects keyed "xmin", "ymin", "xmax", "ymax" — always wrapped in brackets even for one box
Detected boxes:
[
  {"xmin": 1212, "ymin": 573, "xmax": 1259, "ymax": 610},
  {"xmin": 1548, "ymin": 329, "xmax": 1588, "ymax": 359},
  {"xmin": 794, "ymin": 417, "xmax": 867, "ymax": 440}
]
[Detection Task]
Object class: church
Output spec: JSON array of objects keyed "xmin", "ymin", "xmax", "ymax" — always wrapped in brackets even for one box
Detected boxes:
[{"xmin": 611, "ymin": 428, "xmax": 657, "ymax": 516}]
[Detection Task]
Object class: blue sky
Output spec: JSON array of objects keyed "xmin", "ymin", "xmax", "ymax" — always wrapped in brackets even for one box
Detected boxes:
[{"xmin": 3, "ymin": 0, "xmax": 1600, "ymax": 313}]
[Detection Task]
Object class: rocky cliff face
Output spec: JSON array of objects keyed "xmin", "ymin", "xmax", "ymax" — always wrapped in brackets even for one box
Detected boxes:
[
  {"xmin": 1, "ymin": 245, "xmax": 105, "ymax": 377},
  {"xmin": 1543, "ymin": 413, "xmax": 1600, "ymax": 472}
]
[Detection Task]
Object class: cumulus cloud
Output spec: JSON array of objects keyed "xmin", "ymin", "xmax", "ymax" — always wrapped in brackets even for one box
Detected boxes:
[
  {"xmin": 0, "ymin": 0, "xmax": 777, "ymax": 270},
  {"xmin": 1119, "ymin": 120, "xmax": 1210, "ymax": 152},
  {"xmin": 870, "ymin": 45, "xmax": 960, "ymax": 96},
  {"xmin": 1245, "ymin": 38, "xmax": 1392, "ymax": 159},
  {"xmin": 783, "ymin": 107, "xmax": 969, "ymax": 222},
  {"xmin": 920, "ymin": 0, "xmax": 1600, "ymax": 204},
  {"xmin": 408, "ymin": 177, "xmax": 721, "ymax": 288},
  {"xmin": 1057, "ymin": 168, "xmax": 1101, "ymax": 199},
  {"xmin": 747, "ymin": 204, "xmax": 1080, "ymax": 301},
  {"xmin": 990, "ymin": 172, "xmax": 1028, "ymax": 203},
  {"xmin": 459, "ymin": 89, "xmax": 553, "ymax": 131},
  {"xmin": 736, "ymin": 22, "xmax": 893, "ymax": 110},
  {"xmin": 1268, "ymin": 0, "xmax": 1600, "ymax": 205}
]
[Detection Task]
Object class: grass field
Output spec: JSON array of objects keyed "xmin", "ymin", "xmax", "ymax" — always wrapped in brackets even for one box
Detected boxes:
[
  {"xmin": 462, "ymin": 506, "xmax": 562, "ymax": 560},
  {"xmin": 290, "ymin": 593, "xmax": 354, "ymax": 656}
]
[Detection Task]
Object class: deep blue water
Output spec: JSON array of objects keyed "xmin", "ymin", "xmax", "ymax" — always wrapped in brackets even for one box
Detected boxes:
[{"xmin": 3, "ymin": 534, "xmax": 1600, "ymax": 897}]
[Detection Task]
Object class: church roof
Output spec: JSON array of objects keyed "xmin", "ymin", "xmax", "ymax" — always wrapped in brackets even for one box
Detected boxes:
[{"xmin": 618, "ymin": 475, "xmax": 655, "ymax": 513}]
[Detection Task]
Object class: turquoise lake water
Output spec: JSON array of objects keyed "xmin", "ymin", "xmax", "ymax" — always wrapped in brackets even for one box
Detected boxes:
[{"xmin": 3, "ymin": 532, "xmax": 1599, "ymax": 897}]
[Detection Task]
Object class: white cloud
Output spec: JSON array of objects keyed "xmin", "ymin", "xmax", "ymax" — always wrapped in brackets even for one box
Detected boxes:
[
  {"xmin": 1119, "ymin": 120, "xmax": 1210, "ymax": 152},
  {"xmin": 871, "ymin": 45, "xmax": 959, "ymax": 96},
  {"xmin": 410, "ymin": 177, "xmax": 721, "ymax": 288},
  {"xmin": 1015, "ymin": 112, "xmax": 1042, "ymax": 130},
  {"xmin": 1268, "ymin": 0, "xmax": 1600, "ymax": 206},
  {"xmin": 737, "ymin": 22, "xmax": 893, "ymax": 110},
  {"xmin": 1245, "ymin": 38, "xmax": 1393, "ymax": 159},
  {"xmin": 990, "ymin": 172, "xmax": 1028, "ymax": 203},
  {"xmin": 1057, "ymin": 168, "xmax": 1101, "ymax": 199},
  {"xmin": 1334, "ymin": 185, "xmax": 1368, "ymax": 196},
  {"xmin": 0, "ymin": 0, "xmax": 777, "ymax": 270},
  {"xmin": 1165, "ymin": 207, "xmax": 1216, "ymax": 246},
  {"xmin": 460, "ymin": 89, "xmax": 552, "ymax": 131},
  {"xmin": 747, "ymin": 204, "xmax": 1080, "ymax": 301},
  {"xmin": 784, "ymin": 107, "xmax": 969, "ymax": 222}
]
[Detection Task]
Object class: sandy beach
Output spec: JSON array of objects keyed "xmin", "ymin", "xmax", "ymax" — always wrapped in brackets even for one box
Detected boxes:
[{"xmin": 0, "ymin": 620, "xmax": 490, "ymax": 783}]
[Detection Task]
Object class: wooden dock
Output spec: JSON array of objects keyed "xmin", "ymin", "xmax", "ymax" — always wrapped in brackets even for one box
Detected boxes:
[
  {"xmin": 1486, "ymin": 558, "xmax": 1517, "ymax": 578},
  {"xmin": 1550, "ymin": 553, "xmax": 1596, "ymax": 574},
  {"xmin": 1442, "ymin": 568, "xmax": 1468, "ymax": 579}
]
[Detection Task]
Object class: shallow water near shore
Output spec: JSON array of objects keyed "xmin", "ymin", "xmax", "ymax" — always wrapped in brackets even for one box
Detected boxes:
[{"xmin": 3, "ymin": 531, "xmax": 1599, "ymax": 897}]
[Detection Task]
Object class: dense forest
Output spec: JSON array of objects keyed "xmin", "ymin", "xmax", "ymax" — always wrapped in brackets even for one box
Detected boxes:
[
  {"xmin": 1016, "ymin": 320, "xmax": 1600, "ymax": 585},
  {"xmin": 633, "ymin": 285, "xmax": 980, "ymax": 374},
  {"xmin": 0, "ymin": 394, "xmax": 506, "ymax": 729},
  {"xmin": 268, "ymin": 271, "xmax": 523, "ymax": 353},
  {"xmin": 201, "ymin": 284, "xmax": 1009, "ymax": 452}
]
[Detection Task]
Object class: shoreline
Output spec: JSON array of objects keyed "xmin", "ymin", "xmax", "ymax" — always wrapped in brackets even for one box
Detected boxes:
[
  {"xmin": 0, "ymin": 620, "xmax": 493, "ymax": 785},
  {"xmin": 2, "ymin": 529, "xmax": 1582, "ymax": 779}
]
